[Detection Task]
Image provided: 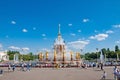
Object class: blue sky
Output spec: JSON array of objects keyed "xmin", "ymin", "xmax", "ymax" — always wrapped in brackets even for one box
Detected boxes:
[{"xmin": 0, "ymin": 0, "xmax": 120, "ymax": 54}]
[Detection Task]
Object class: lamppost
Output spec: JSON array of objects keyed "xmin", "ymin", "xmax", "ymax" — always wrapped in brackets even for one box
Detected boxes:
[
  {"xmin": 117, "ymin": 52, "xmax": 119, "ymax": 61},
  {"xmin": 104, "ymin": 53, "xmax": 107, "ymax": 63},
  {"xmin": 80, "ymin": 49, "xmax": 83, "ymax": 59},
  {"xmin": 62, "ymin": 51, "xmax": 65, "ymax": 67},
  {"xmin": 96, "ymin": 48, "xmax": 99, "ymax": 63},
  {"xmin": 34, "ymin": 50, "xmax": 39, "ymax": 61},
  {"xmin": 115, "ymin": 51, "xmax": 119, "ymax": 65},
  {"xmin": 70, "ymin": 51, "xmax": 73, "ymax": 62},
  {"xmin": 80, "ymin": 49, "xmax": 83, "ymax": 66},
  {"xmin": 20, "ymin": 49, "xmax": 23, "ymax": 62}
]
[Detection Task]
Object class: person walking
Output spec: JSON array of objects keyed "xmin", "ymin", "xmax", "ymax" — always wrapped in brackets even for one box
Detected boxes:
[
  {"xmin": 0, "ymin": 69, "xmax": 3, "ymax": 76},
  {"xmin": 113, "ymin": 65, "xmax": 118, "ymax": 80},
  {"xmin": 8, "ymin": 64, "xmax": 11, "ymax": 72},
  {"xmin": 100, "ymin": 63, "xmax": 103, "ymax": 70},
  {"xmin": 12, "ymin": 64, "xmax": 16, "ymax": 71},
  {"xmin": 101, "ymin": 71, "xmax": 107, "ymax": 80},
  {"xmin": 21, "ymin": 63, "xmax": 25, "ymax": 71},
  {"xmin": 26, "ymin": 63, "xmax": 30, "ymax": 71}
]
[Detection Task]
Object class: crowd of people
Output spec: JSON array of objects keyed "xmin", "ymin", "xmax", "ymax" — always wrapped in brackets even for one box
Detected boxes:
[
  {"xmin": 99, "ymin": 65, "xmax": 120, "ymax": 80},
  {"xmin": 0, "ymin": 62, "xmax": 31, "ymax": 76},
  {"xmin": 113, "ymin": 65, "xmax": 120, "ymax": 80},
  {"xmin": 1, "ymin": 62, "xmax": 120, "ymax": 80}
]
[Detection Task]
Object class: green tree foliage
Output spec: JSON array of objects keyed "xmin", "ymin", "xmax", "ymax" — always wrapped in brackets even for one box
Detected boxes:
[
  {"xmin": 85, "ymin": 52, "xmax": 97, "ymax": 60},
  {"xmin": 101, "ymin": 48, "xmax": 106, "ymax": 55},
  {"xmin": 115, "ymin": 45, "xmax": 119, "ymax": 52},
  {"xmin": 7, "ymin": 50, "xmax": 20, "ymax": 60},
  {"xmin": 7, "ymin": 45, "xmax": 120, "ymax": 61},
  {"xmin": 80, "ymin": 54, "xmax": 84, "ymax": 59},
  {"xmin": 84, "ymin": 45, "xmax": 120, "ymax": 61},
  {"xmin": 7, "ymin": 51, "xmax": 35, "ymax": 61},
  {"xmin": 106, "ymin": 48, "xmax": 111, "ymax": 58},
  {"xmin": 21, "ymin": 52, "xmax": 34, "ymax": 61}
]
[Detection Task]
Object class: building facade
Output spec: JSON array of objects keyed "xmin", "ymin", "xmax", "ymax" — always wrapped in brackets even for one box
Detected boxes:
[
  {"xmin": 53, "ymin": 24, "xmax": 66, "ymax": 61},
  {"xmin": 0, "ymin": 51, "xmax": 9, "ymax": 61}
]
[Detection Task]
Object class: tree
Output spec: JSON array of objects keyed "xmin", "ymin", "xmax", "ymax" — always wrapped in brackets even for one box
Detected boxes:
[
  {"xmin": 106, "ymin": 48, "xmax": 111, "ymax": 58},
  {"xmin": 84, "ymin": 52, "xmax": 97, "ymax": 60},
  {"xmin": 7, "ymin": 50, "xmax": 20, "ymax": 60},
  {"xmin": 115, "ymin": 45, "xmax": 119, "ymax": 52},
  {"xmin": 80, "ymin": 54, "xmax": 84, "ymax": 59},
  {"xmin": 21, "ymin": 52, "xmax": 35, "ymax": 61},
  {"xmin": 83, "ymin": 47, "xmax": 120, "ymax": 61},
  {"xmin": 101, "ymin": 48, "xmax": 106, "ymax": 55},
  {"xmin": 115, "ymin": 45, "xmax": 120, "ymax": 60},
  {"xmin": 28, "ymin": 52, "xmax": 34, "ymax": 60}
]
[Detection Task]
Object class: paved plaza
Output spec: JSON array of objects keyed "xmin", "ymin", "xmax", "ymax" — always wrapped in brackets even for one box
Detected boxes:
[{"xmin": 0, "ymin": 66, "xmax": 116, "ymax": 80}]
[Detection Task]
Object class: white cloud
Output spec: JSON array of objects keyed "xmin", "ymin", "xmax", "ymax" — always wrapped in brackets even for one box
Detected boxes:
[
  {"xmin": 0, "ymin": 44, "xmax": 2, "ymax": 48},
  {"xmin": 22, "ymin": 47, "xmax": 30, "ymax": 51},
  {"xmin": 42, "ymin": 34, "xmax": 47, "ymax": 40},
  {"xmin": 78, "ymin": 30, "xmax": 81, "ymax": 32},
  {"xmin": 94, "ymin": 30, "xmax": 98, "ymax": 33},
  {"xmin": 43, "ymin": 38, "xmax": 47, "ymax": 40},
  {"xmin": 8, "ymin": 46, "xmax": 21, "ymax": 50},
  {"xmin": 68, "ymin": 24, "xmax": 72, "ymax": 26},
  {"xmin": 33, "ymin": 27, "xmax": 36, "ymax": 30},
  {"xmin": 22, "ymin": 29, "xmax": 28, "ymax": 32},
  {"xmin": 67, "ymin": 40, "xmax": 89, "ymax": 49},
  {"xmin": 6, "ymin": 35, "xmax": 9, "ymax": 38},
  {"xmin": 113, "ymin": 24, "xmax": 120, "ymax": 28},
  {"xmin": 106, "ymin": 30, "xmax": 114, "ymax": 34},
  {"xmin": 0, "ymin": 43, "xmax": 3, "ymax": 50},
  {"xmin": 42, "ymin": 34, "xmax": 46, "ymax": 37},
  {"xmin": 89, "ymin": 33, "xmax": 108, "ymax": 41},
  {"xmin": 115, "ymin": 40, "xmax": 120, "ymax": 44},
  {"xmin": 11, "ymin": 21, "xmax": 16, "ymax": 24},
  {"xmin": 78, "ymin": 38, "xmax": 86, "ymax": 41},
  {"xmin": 83, "ymin": 19, "xmax": 89, "ymax": 23},
  {"xmin": 41, "ymin": 48, "xmax": 51, "ymax": 52},
  {"xmin": 70, "ymin": 33, "xmax": 76, "ymax": 36}
]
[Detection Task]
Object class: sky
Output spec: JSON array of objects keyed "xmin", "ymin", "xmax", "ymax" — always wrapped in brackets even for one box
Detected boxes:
[{"xmin": 0, "ymin": 0, "xmax": 120, "ymax": 54}]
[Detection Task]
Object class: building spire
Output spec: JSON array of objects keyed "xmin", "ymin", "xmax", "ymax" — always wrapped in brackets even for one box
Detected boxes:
[{"xmin": 58, "ymin": 24, "xmax": 61, "ymax": 36}]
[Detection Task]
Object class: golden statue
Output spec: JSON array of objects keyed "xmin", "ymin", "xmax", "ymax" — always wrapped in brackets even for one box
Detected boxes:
[
  {"xmin": 46, "ymin": 51, "xmax": 48, "ymax": 61},
  {"xmin": 39, "ymin": 52, "xmax": 43, "ymax": 61},
  {"xmin": 54, "ymin": 50, "xmax": 57, "ymax": 62},
  {"xmin": 76, "ymin": 52, "xmax": 81, "ymax": 60},
  {"xmin": 76, "ymin": 52, "xmax": 78, "ymax": 60}
]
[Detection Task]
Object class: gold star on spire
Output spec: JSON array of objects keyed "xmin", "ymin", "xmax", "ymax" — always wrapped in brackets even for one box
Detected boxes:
[{"xmin": 58, "ymin": 24, "xmax": 61, "ymax": 36}]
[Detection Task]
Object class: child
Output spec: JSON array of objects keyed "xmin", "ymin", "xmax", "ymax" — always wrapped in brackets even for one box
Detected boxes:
[
  {"xmin": 101, "ymin": 71, "xmax": 107, "ymax": 80},
  {"xmin": 12, "ymin": 64, "xmax": 16, "ymax": 71},
  {"xmin": 113, "ymin": 66, "xmax": 118, "ymax": 80}
]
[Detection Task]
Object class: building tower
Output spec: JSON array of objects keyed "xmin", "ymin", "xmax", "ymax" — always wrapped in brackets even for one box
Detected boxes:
[{"xmin": 53, "ymin": 24, "xmax": 65, "ymax": 61}]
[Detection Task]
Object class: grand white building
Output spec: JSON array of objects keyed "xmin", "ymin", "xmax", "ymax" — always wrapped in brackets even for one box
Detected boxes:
[
  {"xmin": 53, "ymin": 24, "xmax": 80, "ymax": 62},
  {"xmin": 39, "ymin": 24, "xmax": 81, "ymax": 66}
]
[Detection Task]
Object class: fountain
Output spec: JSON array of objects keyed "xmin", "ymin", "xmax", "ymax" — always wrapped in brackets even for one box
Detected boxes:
[
  {"xmin": 14, "ymin": 53, "xmax": 19, "ymax": 63},
  {"xmin": 38, "ymin": 24, "xmax": 82, "ymax": 67}
]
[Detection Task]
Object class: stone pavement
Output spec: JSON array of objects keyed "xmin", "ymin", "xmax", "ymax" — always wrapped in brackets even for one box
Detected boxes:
[{"xmin": 0, "ymin": 66, "xmax": 116, "ymax": 80}]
